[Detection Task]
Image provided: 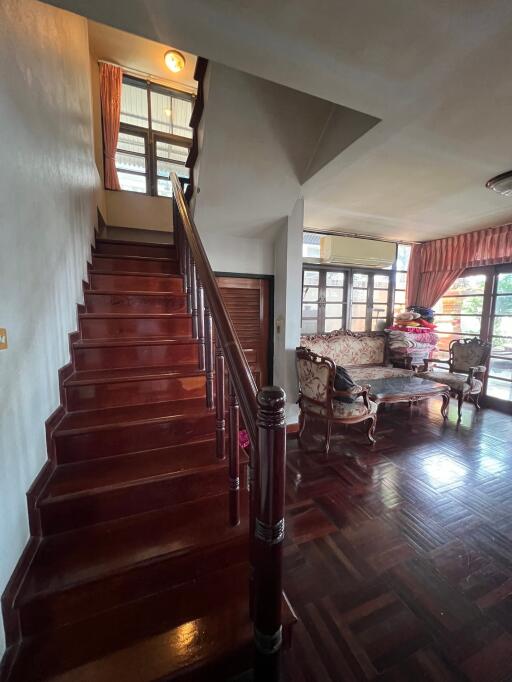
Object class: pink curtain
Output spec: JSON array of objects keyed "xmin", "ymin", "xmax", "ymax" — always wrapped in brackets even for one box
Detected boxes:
[
  {"xmin": 99, "ymin": 63, "xmax": 122, "ymax": 191},
  {"xmin": 406, "ymin": 223, "xmax": 512, "ymax": 307}
]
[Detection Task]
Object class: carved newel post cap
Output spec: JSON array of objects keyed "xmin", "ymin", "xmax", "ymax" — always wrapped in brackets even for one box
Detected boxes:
[{"xmin": 256, "ymin": 386, "xmax": 286, "ymax": 410}]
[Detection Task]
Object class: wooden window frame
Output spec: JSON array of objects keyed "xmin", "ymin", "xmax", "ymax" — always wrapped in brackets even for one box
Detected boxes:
[{"xmin": 114, "ymin": 75, "xmax": 193, "ymax": 197}]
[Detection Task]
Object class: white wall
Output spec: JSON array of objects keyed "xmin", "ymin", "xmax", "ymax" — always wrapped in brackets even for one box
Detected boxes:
[
  {"xmin": 273, "ymin": 197, "xmax": 304, "ymax": 406},
  {"xmin": 0, "ymin": 0, "xmax": 99, "ymax": 657}
]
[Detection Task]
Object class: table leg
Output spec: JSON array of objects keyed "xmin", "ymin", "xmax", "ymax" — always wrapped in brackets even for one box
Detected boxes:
[{"xmin": 441, "ymin": 391, "xmax": 450, "ymax": 419}]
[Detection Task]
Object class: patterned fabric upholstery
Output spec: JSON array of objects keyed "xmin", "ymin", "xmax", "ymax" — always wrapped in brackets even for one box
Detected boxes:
[
  {"xmin": 297, "ymin": 357, "xmax": 331, "ymax": 402},
  {"xmin": 307, "ymin": 397, "xmax": 378, "ymax": 419},
  {"xmin": 300, "ymin": 331, "xmax": 385, "ymax": 366},
  {"xmin": 452, "ymin": 341, "xmax": 487, "ymax": 373},
  {"xmin": 419, "ymin": 371, "xmax": 483, "ymax": 394},
  {"xmin": 349, "ymin": 366, "xmax": 413, "ymax": 382}
]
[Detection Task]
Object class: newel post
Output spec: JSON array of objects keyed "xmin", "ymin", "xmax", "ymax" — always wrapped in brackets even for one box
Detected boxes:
[{"xmin": 253, "ymin": 386, "xmax": 286, "ymax": 670}]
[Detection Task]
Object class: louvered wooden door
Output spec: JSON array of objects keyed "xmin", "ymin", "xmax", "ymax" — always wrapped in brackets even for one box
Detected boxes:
[{"xmin": 216, "ymin": 276, "xmax": 271, "ymax": 387}]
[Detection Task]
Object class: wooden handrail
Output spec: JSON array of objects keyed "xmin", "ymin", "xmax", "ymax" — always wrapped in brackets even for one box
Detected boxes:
[
  {"xmin": 171, "ymin": 173, "xmax": 258, "ymax": 446},
  {"xmin": 171, "ymin": 172, "xmax": 287, "ymax": 674}
]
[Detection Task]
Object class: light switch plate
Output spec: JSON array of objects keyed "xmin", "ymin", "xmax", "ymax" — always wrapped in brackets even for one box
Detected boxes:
[{"xmin": 0, "ymin": 328, "xmax": 7, "ymax": 350}]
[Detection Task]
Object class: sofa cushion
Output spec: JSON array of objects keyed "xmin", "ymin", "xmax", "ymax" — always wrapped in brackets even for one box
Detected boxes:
[
  {"xmin": 349, "ymin": 366, "xmax": 413, "ymax": 382},
  {"xmin": 418, "ymin": 371, "xmax": 483, "ymax": 394},
  {"xmin": 300, "ymin": 331, "xmax": 385, "ymax": 366},
  {"xmin": 307, "ymin": 396, "xmax": 378, "ymax": 419}
]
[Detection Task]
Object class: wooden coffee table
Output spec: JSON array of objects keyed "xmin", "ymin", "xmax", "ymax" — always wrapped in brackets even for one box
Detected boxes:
[{"xmin": 366, "ymin": 375, "xmax": 450, "ymax": 419}]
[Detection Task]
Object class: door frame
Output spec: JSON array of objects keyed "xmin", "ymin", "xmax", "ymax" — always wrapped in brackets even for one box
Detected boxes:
[{"xmin": 215, "ymin": 272, "xmax": 274, "ymax": 386}]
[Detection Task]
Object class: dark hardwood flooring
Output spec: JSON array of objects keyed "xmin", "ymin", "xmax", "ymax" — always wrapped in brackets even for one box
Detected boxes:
[{"xmin": 282, "ymin": 398, "xmax": 512, "ymax": 682}]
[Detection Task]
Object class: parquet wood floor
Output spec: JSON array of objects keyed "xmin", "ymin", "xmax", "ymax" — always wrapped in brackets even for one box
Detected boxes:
[{"xmin": 282, "ymin": 398, "xmax": 512, "ymax": 681}]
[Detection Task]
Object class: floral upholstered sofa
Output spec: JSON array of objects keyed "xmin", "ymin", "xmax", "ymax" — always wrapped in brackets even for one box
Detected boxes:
[{"xmin": 299, "ymin": 330, "xmax": 414, "ymax": 384}]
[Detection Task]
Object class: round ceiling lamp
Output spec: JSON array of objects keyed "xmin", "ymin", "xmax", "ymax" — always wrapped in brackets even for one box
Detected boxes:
[
  {"xmin": 164, "ymin": 50, "xmax": 185, "ymax": 73},
  {"xmin": 486, "ymin": 171, "xmax": 512, "ymax": 197}
]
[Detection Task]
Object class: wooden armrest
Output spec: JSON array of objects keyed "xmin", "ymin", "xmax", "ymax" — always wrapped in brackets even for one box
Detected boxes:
[
  {"xmin": 421, "ymin": 357, "xmax": 448, "ymax": 371},
  {"xmin": 332, "ymin": 384, "xmax": 370, "ymax": 408},
  {"xmin": 467, "ymin": 365, "xmax": 486, "ymax": 383}
]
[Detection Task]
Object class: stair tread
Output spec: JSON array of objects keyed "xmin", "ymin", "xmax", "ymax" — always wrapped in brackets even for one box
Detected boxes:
[
  {"xmin": 10, "ymin": 563, "xmax": 295, "ymax": 682},
  {"xmin": 73, "ymin": 337, "xmax": 199, "ymax": 348},
  {"xmin": 79, "ymin": 312, "xmax": 191, "ymax": 319},
  {"xmin": 92, "ymin": 253, "xmax": 176, "ymax": 263},
  {"xmin": 85, "ymin": 289, "xmax": 186, "ymax": 297},
  {"xmin": 20, "ymin": 492, "xmax": 249, "ymax": 601},
  {"xmin": 64, "ymin": 365, "xmax": 204, "ymax": 386},
  {"xmin": 90, "ymin": 269, "xmax": 180, "ymax": 279},
  {"xmin": 42, "ymin": 437, "xmax": 219, "ymax": 499},
  {"xmin": 95, "ymin": 238, "xmax": 174, "ymax": 249},
  {"xmin": 56, "ymin": 398, "xmax": 211, "ymax": 433}
]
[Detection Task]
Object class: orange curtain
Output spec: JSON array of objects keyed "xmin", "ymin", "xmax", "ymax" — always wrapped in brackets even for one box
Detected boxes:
[
  {"xmin": 99, "ymin": 63, "xmax": 122, "ymax": 191},
  {"xmin": 406, "ymin": 223, "xmax": 512, "ymax": 307}
]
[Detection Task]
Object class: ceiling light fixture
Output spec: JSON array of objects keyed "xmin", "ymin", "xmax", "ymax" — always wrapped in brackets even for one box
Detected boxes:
[
  {"xmin": 486, "ymin": 171, "xmax": 512, "ymax": 197},
  {"xmin": 164, "ymin": 50, "xmax": 185, "ymax": 73}
]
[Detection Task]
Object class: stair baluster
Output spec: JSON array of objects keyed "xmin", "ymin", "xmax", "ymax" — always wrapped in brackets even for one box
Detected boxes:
[
  {"xmin": 197, "ymin": 276, "xmax": 206, "ymax": 370},
  {"xmin": 215, "ymin": 338, "xmax": 226, "ymax": 459},
  {"xmin": 228, "ymin": 377, "xmax": 241, "ymax": 526},
  {"xmin": 205, "ymin": 302, "xmax": 215, "ymax": 408},
  {"xmin": 191, "ymin": 260, "xmax": 199, "ymax": 339},
  {"xmin": 185, "ymin": 243, "xmax": 192, "ymax": 315}
]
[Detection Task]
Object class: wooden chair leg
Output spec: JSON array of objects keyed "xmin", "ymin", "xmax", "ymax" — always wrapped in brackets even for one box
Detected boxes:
[
  {"xmin": 472, "ymin": 392, "xmax": 482, "ymax": 410},
  {"xmin": 366, "ymin": 415, "xmax": 377, "ymax": 445},
  {"xmin": 457, "ymin": 391, "xmax": 464, "ymax": 421},
  {"xmin": 298, "ymin": 411, "xmax": 306, "ymax": 445},
  {"xmin": 324, "ymin": 420, "xmax": 332, "ymax": 456}
]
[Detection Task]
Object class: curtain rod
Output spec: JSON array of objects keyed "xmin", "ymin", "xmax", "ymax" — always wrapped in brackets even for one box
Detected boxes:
[
  {"xmin": 97, "ymin": 58, "xmax": 196, "ymax": 95},
  {"xmin": 303, "ymin": 228, "xmax": 420, "ymax": 245}
]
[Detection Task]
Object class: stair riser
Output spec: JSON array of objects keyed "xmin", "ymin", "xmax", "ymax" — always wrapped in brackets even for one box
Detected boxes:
[
  {"xmin": 91, "ymin": 255, "xmax": 179, "ymax": 275},
  {"xmin": 73, "ymin": 342, "xmax": 199, "ymax": 371},
  {"xmin": 19, "ymin": 541, "xmax": 247, "ymax": 638},
  {"xmin": 39, "ymin": 465, "xmax": 243, "ymax": 534},
  {"xmin": 85, "ymin": 292, "xmax": 187, "ymax": 314},
  {"xmin": 89, "ymin": 273, "xmax": 182, "ymax": 292},
  {"xmin": 55, "ymin": 414, "xmax": 216, "ymax": 463},
  {"xmin": 95, "ymin": 242, "xmax": 176, "ymax": 259},
  {"xmin": 79, "ymin": 316, "xmax": 192, "ymax": 340},
  {"xmin": 66, "ymin": 374, "xmax": 206, "ymax": 410}
]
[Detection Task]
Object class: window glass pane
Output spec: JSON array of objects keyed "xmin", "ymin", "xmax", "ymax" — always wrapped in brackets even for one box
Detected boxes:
[
  {"xmin": 435, "ymin": 296, "xmax": 484, "ymax": 315},
  {"xmin": 115, "ymin": 152, "xmax": 146, "ymax": 173},
  {"xmin": 302, "ymin": 303, "xmax": 318, "ymax": 317},
  {"xmin": 303, "ymin": 270, "xmax": 319, "ymax": 285},
  {"xmin": 118, "ymin": 132, "xmax": 145, "ymax": 154},
  {"xmin": 155, "ymin": 140, "xmax": 189, "ymax": 165},
  {"xmin": 326, "ymin": 271, "xmax": 345, "ymax": 286},
  {"xmin": 352, "ymin": 289, "xmax": 367, "ymax": 303},
  {"xmin": 493, "ymin": 317, "xmax": 512, "ymax": 338},
  {"xmin": 495, "ymin": 295, "xmax": 512, "ymax": 316},
  {"xmin": 396, "ymin": 272, "xmax": 407, "ymax": 289},
  {"xmin": 374, "ymin": 275, "xmax": 389, "ymax": 290},
  {"xmin": 374, "ymin": 289, "xmax": 388, "ymax": 304},
  {"xmin": 435, "ymin": 315, "xmax": 482, "ymax": 335},
  {"xmin": 497, "ymin": 273, "xmax": 512, "ymax": 294},
  {"xmin": 151, "ymin": 90, "xmax": 193, "ymax": 137},
  {"xmin": 489, "ymin": 358, "xmax": 512, "ymax": 381},
  {"xmin": 120, "ymin": 82, "xmax": 149, "ymax": 128},
  {"xmin": 491, "ymin": 337, "xmax": 512, "ymax": 359},
  {"xmin": 394, "ymin": 290, "xmax": 406, "ymax": 305},
  {"xmin": 396, "ymin": 244, "xmax": 411, "ymax": 271},
  {"xmin": 353, "ymin": 273, "xmax": 368, "ymax": 288},
  {"xmin": 157, "ymin": 178, "xmax": 172, "ymax": 197},
  {"xmin": 325, "ymin": 319, "xmax": 342, "ymax": 332},
  {"xmin": 303, "ymin": 286, "xmax": 318, "ymax": 302},
  {"xmin": 156, "ymin": 160, "xmax": 189, "ymax": 180},
  {"xmin": 486, "ymin": 377, "xmax": 512, "ymax": 401},
  {"xmin": 444, "ymin": 274, "xmax": 486, "ymax": 296},
  {"xmin": 372, "ymin": 318, "xmax": 386, "ymax": 331},
  {"xmin": 326, "ymin": 287, "xmax": 343, "ymax": 301},
  {"xmin": 351, "ymin": 304, "xmax": 367, "ymax": 317},
  {"xmin": 301, "ymin": 319, "xmax": 317, "ymax": 334},
  {"xmin": 350, "ymin": 318, "xmax": 366, "ymax": 332},
  {"xmin": 326, "ymin": 303, "xmax": 343, "ymax": 317},
  {"xmin": 117, "ymin": 171, "xmax": 146, "ymax": 193}
]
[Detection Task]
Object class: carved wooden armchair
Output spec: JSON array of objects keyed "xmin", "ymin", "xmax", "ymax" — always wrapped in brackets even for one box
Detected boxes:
[
  {"xmin": 419, "ymin": 337, "xmax": 491, "ymax": 421},
  {"xmin": 296, "ymin": 347, "xmax": 378, "ymax": 454}
]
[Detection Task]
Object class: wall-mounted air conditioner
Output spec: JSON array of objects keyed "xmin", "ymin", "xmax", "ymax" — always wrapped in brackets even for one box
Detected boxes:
[{"xmin": 319, "ymin": 235, "xmax": 396, "ymax": 269}]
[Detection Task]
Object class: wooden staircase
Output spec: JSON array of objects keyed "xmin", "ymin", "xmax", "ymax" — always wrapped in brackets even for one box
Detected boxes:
[{"xmin": 1, "ymin": 234, "xmax": 294, "ymax": 681}]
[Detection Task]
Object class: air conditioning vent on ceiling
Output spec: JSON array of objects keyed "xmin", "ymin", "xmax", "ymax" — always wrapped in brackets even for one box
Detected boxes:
[{"xmin": 319, "ymin": 235, "xmax": 396, "ymax": 269}]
